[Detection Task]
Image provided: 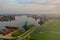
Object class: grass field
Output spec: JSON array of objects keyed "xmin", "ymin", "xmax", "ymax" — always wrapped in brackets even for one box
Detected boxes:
[{"xmin": 31, "ymin": 19, "xmax": 60, "ymax": 40}]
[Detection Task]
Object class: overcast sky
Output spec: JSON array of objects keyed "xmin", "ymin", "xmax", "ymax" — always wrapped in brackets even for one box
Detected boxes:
[{"xmin": 0, "ymin": 0, "xmax": 60, "ymax": 14}]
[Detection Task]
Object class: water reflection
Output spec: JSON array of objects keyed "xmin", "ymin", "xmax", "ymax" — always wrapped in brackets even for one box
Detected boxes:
[{"xmin": 0, "ymin": 16, "xmax": 39, "ymax": 30}]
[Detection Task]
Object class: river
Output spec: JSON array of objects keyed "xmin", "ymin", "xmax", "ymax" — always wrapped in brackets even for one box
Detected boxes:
[{"xmin": 0, "ymin": 16, "xmax": 40, "ymax": 30}]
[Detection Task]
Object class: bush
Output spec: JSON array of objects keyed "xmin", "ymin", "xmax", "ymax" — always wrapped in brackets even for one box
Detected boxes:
[
  {"xmin": 38, "ymin": 20, "xmax": 44, "ymax": 25},
  {"xmin": 10, "ymin": 38, "xmax": 19, "ymax": 40},
  {"xmin": 21, "ymin": 35, "xmax": 31, "ymax": 40},
  {"xmin": 12, "ymin": 30, "xmax": 24, "ymax": 37},
  {"xmin": 2, "ymin": 38, "xmax": 9, "ymax": 40},
  {"xmin": 23, "ymin": 21, "xmax": 30, "ymax": 30}
]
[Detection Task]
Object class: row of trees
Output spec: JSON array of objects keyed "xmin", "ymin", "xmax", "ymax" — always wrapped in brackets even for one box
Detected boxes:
[
  {"xmin": 23, "ymin": 17, "xmax": 48, "ymax": 30},
  {"xmin": 38, "ymin": 17, "xmax": 48, "ymax": 25}
]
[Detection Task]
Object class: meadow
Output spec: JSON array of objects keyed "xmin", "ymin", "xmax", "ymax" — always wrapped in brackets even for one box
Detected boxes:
[{"xmin": 31, "ymin": 19, "xmax": 60, "ymax": 40}]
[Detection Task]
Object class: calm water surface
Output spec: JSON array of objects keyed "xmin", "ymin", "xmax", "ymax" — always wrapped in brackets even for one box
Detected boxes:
[{"xmin": 0, "ymin": 16, "xmax": 40, "ymax": 30}]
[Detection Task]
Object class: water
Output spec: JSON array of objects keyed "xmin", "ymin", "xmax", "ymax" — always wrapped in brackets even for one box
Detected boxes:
[{"xmin": 0, "ymin": 16, "xmax": 39, "ymax": 30}]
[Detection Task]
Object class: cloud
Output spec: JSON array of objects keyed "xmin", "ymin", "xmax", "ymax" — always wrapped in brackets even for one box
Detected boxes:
[
  {"xmin": 0, "ymin": 3, "xmax": 57, "ymax": 14},
  {"xmin": 0, "ymin": 0, "xmax": 60, "ymax": 14},
  {"xmin": 32, "ymin": 0, "xmax": 60, "ymax": 3},
  {"xmin": 55, "ymin": 0, "xmax": 60, "ymax": 3}
]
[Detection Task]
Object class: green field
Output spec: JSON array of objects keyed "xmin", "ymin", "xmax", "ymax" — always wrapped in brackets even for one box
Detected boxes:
[{"xmin": 31, "ymin": 19, "xmax": 60, "ymax": 40}]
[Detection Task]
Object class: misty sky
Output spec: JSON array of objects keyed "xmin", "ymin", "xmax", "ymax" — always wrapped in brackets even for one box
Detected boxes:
[{"xmin": 0, "ymin": 0, "xmax": 60, "ymax": 14}]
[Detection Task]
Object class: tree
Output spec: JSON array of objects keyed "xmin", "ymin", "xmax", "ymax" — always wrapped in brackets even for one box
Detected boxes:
[
  {"xmin": 23, "ymin": 21, "xmax": 30, "ymax": 30},
  {"xmin": 38, "ymin": 18, "xmax": 44, "ymax": 25}
]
